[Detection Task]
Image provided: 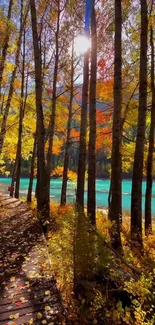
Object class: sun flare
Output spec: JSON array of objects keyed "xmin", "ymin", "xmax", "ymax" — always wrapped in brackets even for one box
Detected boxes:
[{"xmin": 73, "ymin": 35, "xmax": 90, "ymax": 56}]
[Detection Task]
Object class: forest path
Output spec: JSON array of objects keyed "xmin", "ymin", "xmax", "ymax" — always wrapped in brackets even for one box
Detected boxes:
[{"xmin": 0, "ymin": 194, "xmax": 66, "ymax": 325}]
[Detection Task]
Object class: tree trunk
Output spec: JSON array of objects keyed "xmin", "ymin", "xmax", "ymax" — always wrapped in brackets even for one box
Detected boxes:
[
  {"xmin": 0, "ymin": 1, "xmax": 29, "ymax": 155},
  {"xmin": 15, "ymin": 30, "xmax": 27, "ymax": 199},
  {"xmin": 27, "ymin": 135, "xmax": 37, "ymax": 203},
  {"xmin": 76, "ymin": 52, "xmax": 89, "ymax": 212},
  {"xmin": 145, "ymin": 25, "xmax": 155, "ymax": 235},
  {"xmin": 0, "ymin": 0, "xmax": 13, "ymax": 100},
  {"xmin": 46, "ymin": 4, "xmax": 60, "ymax": 200},
  {"xmin": 109, "ymin": 0, "xmax": 122, "ymax": 251},
  {"xmin": 61, "ymin": 44, "xmax": 74, "ymax": 206},
  {"xmin": 87, "ymin": 4, "xmax": 97, "ymax": 226},
  {"xmin": 0, "ymin": 92, "xmax": 5, "ymax": 114},
  {"xmin": 10, "ymin": 159, "xmax": 17, "ymax": 197},
  {"xmin": 30, "ymin": 0, "xmax": 50, "ymax": 227},
  {"xmin": 131, "ymin": 0, "xmax": 148, "ymax": 246}
]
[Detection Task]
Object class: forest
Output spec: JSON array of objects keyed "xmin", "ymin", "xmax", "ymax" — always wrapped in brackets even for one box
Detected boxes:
[{"xmin": 0, "ymin": 0, "xmax": 155, "ymax": 324}]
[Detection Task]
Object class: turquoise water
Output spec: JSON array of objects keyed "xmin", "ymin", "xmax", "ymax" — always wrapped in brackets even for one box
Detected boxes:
[{"xmin": 0, "ymin": 178, "xmax": 155, "ymax": 216}]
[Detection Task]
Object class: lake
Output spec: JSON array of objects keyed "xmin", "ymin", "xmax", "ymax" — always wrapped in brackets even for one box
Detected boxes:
[{"xmin": 0, "ymin": 178, "xmax": 155, "ymax": 216}]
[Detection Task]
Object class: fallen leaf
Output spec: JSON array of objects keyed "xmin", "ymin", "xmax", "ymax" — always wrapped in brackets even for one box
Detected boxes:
[
  {"xmin": 19, "ymin": 284, "xmax": 24, "ymax": 289},
  {"xmin": 10, "ymin": 277, "xmax": 15, "ymax": 282},
  {"xmin": 37, "ymin": 312, "xmax": 43, "ymax": 319},
  {"xmin": 19, "ymin": 296, "xmax": 28, "ymax": 303},
  {"xmin": 45, "ymin": 290, "xmax": 50, "ymax": 296},
  {"xmin": 20, "ymin": 297, "xmax": 25, "ymax": 301},
  {"xmin": 28, "ymin": 318, "xmax": 34, "ymax": 325},
  {"xmin": 14, "ymin": 313, "xmax": 20, "ymax": 319},
  {"xmin": 45, "ymin": 305, "xmax": 51, "ymax": 311},
  {"xmin": 9, "ymin": 313, "xmax": 19, "ymax": 320},
  {"xmin": 42, "ymin": 320, "xmax": 47, "ymax": 324},
  {"xmin": 16, "ymin": 302, "xmax": 22, "ymax": 307}
]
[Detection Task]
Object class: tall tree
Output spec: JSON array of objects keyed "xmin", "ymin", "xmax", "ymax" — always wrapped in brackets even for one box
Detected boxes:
[
  {"xmin": 46, "ymin": 1, "xmax": 60, "ymax": 201},
  {"xmin": 109, "ymin": 0, "xmax": 122, "ymax": 251},
  {"xmin": 61, "ymin": 42, "xmax": 74, "ymax": 206},
  {"xmin": 30, "ymin": 0, "xmax": 50, "ymax": 227},
  {"xmin": 87, "ymin": 2, "xmax": 97, "ymax": 226},
  {"xmin": 0, "ymin": 0, "xmax": 13, "ymax": 102},
  {"xmin": 145, "ymin": 24, "xmax": 155, "ymax": 235},
  {"xmin": 15, "ymin": 30, "xmax": 27, "ymax": 198},
  {"xmin": 27, "ymin": 134, "xmax": 37, "ymax": 203},
  {"xmin": 76, "ymin": 53, "xmax": 89, "ymax": 211},
  {"xmin": 131, "ymin": 0, "xmax": 148, "ymax": 246}
]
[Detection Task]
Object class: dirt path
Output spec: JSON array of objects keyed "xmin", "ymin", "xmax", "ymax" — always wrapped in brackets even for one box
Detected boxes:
[{"xmin": 0, "ymin": 194, "xmax": 66, "ymax": 325}]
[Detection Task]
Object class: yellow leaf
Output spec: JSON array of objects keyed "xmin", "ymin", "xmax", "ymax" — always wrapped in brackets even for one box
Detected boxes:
[
  {"xmin": 20, "ymin": 296, "xmax": 26, "ymax": 302},
  {"xmin": 37, "ymin": 312, "xmax": 43, "ymax": 319},
  {"xmin": 28, "ymin": 318, "xmax": 34, "ymax": 324},
  {"xmin": 25, "ymin": 281, "xmax": 30, "ymax": 288},
  {"xmin": 45, "ymin": 305, "xmax": 51, "ymax": 311},
  {"xmin": 42, "ymin": 320, "xmax": 47, "ymax": 324},
  {"xmin": 10, "ymin": 276, "xmax": 15, "ymax": 282},
  {"xmin": 9, "ymin": 313, "xmax": 19, "ymax": 319},
  {"xmin": 45, "ymin": 290, "xmax": 50, "ymax": 296}
]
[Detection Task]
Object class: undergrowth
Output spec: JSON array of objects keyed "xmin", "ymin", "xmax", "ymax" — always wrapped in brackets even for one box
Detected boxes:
[{"xmin": 44, "ymin": 202, "xmax": 155, "ymax": 324}]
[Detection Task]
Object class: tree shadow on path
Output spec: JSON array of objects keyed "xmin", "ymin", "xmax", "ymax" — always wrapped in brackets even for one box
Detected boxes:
[{"xmin": 0, "ymin": 200, "xmax": 67, "ymax": 324}]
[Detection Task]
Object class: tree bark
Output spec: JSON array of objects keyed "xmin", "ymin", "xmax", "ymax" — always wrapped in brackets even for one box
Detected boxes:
[
  {"xmin": 10, "ymin": 159, "xmax": 17, "ymax": 197},
  {"xmin": 109, "ymin": 0, "xmax": 122, "ymax": 251},
  {"xmin": 27, "ymin": 135, "xmax": 37, "ymax": 203},
  {"xmin": 76, "ymin": 52, "xmax": 89, "ymax": 212},
  {"xmin": 46, "ymin": 3, "xmax": 60, "ymax": 201},
  {"xmin": 0, "ymin": 1, "xmax": 29, "ymax": 155},
  {"xmin": 15, "ymin": 30, "xmax": 27, "ymax": 198},
  {"xmin": 145, "ymin": 25, "xmax": 155, "ymax": 235},
  {"xmin": 30, "ymin": 0, "xmax": 50, "ymax": 226},
  {"xmin": 87, "ymin": 4, "xmax": 97, "ymax": 226},
  {"xmin": 131, "ymin": 0, "xmax": 148, "ymax": 246},
  {"xmin": 61, "ymin": 43, "xmax": 74, "ymax": 206}
]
